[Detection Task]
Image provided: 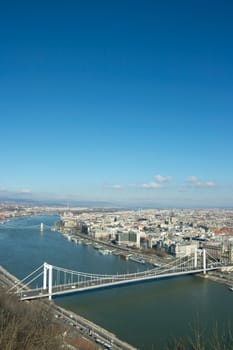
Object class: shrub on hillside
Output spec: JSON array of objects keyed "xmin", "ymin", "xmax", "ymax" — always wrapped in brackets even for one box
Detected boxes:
[{"xmin": 0, "ymin": 288, "xmax": 64, "ymax": 350}]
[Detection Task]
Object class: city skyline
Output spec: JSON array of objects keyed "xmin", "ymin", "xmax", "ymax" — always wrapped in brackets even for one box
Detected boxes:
[{"xmin": 1, "ymin": 1, "xmax": 233, "ymax": 207}]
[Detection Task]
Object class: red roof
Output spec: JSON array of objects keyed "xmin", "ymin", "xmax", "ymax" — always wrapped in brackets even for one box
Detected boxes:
[{"xmin": 214, "ymin": 228, "xmax": 233, "ymax": 235}]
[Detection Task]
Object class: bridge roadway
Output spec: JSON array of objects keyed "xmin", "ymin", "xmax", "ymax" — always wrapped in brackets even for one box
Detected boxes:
[
  {"xmin": 19, "ymin": 266, "xmax": 219, "ymax": 301},
  {"xmin": 0, "ymin": 266, "xmax": 138, "ymax": 350}
]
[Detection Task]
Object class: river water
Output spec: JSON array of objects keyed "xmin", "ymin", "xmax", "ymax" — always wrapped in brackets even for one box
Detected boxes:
[{"xmin": 0, "ymin": 215, "xmax": 232, "ymax": 349}]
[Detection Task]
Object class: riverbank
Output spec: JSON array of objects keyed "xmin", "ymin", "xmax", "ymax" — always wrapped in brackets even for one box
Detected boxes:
[
  {"xmin": 55, "ymin": 304, "xmax": 139, "ymax": 350},
  {"xmin": 55, "ymin": 223, "xmax": 167, "ymax": 268},
  {"xmin": 199, "ymin": 270, "xmax": 233, "ymax": 288},
  {"xmin": 0, "ymin": 264, "xmax": 138, "ymax": 350},
  {"xmin": 2, "ymin": 214, "xmax": 233, "ymax": 350}
]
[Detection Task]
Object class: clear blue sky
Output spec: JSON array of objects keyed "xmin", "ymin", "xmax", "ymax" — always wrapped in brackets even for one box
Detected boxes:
[{"xmin": 0, "ymin": 0, "xmax": 233, "ymax": 207}]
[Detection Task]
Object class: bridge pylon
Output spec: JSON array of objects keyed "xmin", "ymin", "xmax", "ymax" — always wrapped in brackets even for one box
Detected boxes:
[
  {"xmin": 203, "ymin": 249, "xmax": 206, "ymax": 274},
  {"xmin": 43, "ymin": 262, "xmax": 53, "ymax": 300},
  {"xmin": 43, "ymin": 262, "xmax": 48, "ymax": 290},
  {"xmin": 194, "ymin": 247, "xmax": 197, "ymax": 268}
]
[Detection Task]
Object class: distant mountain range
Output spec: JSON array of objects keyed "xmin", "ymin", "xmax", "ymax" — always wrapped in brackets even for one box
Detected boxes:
[
  {"xmin": 0, "ymin": 196, "xmax": 122, "ymax": 208},
  {"xmin": 1, "ymin": 195, "xmax": 231, "ymax": 210}
]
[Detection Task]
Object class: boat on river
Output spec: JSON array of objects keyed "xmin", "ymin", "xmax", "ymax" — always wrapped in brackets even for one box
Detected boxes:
[
  {"xmin": 129, "ymin": 256, "xmax": 145, "ymax": 264},
  {"xmin": 99, "ymin": 249, "xmax": 109, "ymax": 255},
  {"xmin": 153, "ymin": 262, "xmax": 161, "ymax": 267},
  {"xmin": 119, "ymin": 253, "xmax": 131, "ymax": 260},
  {"xmin": 94, "ymin": 243, "xmax": 102, "ymax": 249}
]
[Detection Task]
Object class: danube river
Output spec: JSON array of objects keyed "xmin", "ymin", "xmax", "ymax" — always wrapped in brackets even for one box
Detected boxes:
[{"xmin": 1, "ymin": 215, "xmax": 233, "ymax": 349}]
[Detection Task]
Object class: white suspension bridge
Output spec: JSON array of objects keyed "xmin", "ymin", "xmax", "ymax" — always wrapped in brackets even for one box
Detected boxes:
[{"xmin": 10, "ymin": 248, "xmax": 229, "ymax": 301}]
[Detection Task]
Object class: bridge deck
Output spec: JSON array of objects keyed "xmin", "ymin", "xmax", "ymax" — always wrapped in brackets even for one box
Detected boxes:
[{"xmin": 19, "ymin": 267, "xmax": 218, "ymax": 300}]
